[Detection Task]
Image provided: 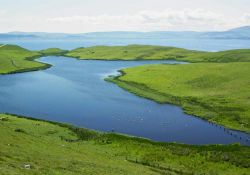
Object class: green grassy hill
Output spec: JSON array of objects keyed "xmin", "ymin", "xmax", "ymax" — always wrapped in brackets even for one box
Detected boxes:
[
  {"xmin": 1, "ymin": 114, "xmax": 249, "ymax": 175},
  {"xmin": 65, "ymin": 45, "xmax": 202, "ymax": 61},
  {"xmin": 39, "ymin": 48, "xmax": 68, "ymax": 56},
  {"xmin": 0, "ymin": 44, "xmax": 50, "ymax": 74},
  {"xmin": 1, "ymin": 44, "xmax": 250, "ymax": 74},
  {"xmin": 66, "ymin": 45, "xmax": 250, "ymax": 62},
  {"xmin": 107, "ymin": 62, "xmax": 250, "ymax": 133}
]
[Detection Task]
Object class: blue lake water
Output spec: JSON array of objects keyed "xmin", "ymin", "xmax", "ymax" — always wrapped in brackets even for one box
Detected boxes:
[{"xmin": 0, "ymin": 56, "xmax": 249, "ymax": 145}]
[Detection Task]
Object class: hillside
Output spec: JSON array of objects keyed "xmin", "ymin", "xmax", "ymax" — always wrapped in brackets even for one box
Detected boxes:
[
  {"xmin": 66, "ymin": 45, "xmax": 250, "ymax": 62},
  {"xmin": 107, "ymin": 62, "xmax": 250, "ymax": 133},
  {"xmin": 65, "ymin": 45, "xmax": 203, "ymax": 61},
  {"xmin": 0, "ymin": 44, "xmax": 50, "ymax": 74},
  {"xmin": 1, "ymin": 44, "xmax": 250, "ymax": 74},
  {"xmin": 39, "ymin": 48, "xmax": 68, "ymax": 56},
  {"xmin": 202, "ymin": 26, "xmax": 250, "ymax": 39},
  {"xmin": 1, "ymin": 26, "xmax": 250, "ymax": 40},
  {"xmin": 0, "ymin": 114, "xmax": 249, "ymax": 175}
]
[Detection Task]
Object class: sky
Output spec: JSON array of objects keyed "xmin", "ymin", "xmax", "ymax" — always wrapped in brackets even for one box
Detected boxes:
[{"xmin": 0, "ymin": 0, "xmax": 250, "ymax": 33}]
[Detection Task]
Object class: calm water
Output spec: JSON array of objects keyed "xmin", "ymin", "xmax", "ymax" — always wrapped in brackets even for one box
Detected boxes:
[
  {"xmin": 2, "ymin": 38, "xmax": 250, "ymax": 51},
  {"xmin": 0, "ymin": 56, "xmax": 249, "ymax": 145}
]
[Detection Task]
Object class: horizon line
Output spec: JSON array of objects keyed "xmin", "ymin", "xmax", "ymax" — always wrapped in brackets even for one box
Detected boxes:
[{"xmin": 1, "ymin": 25, "xmax": 249, "ymax": 35}]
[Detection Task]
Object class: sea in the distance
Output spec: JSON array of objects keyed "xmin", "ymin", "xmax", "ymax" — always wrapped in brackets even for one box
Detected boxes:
[{"xmin": 1, "ymin": 38, "xmax": 250, "ymax": 51}]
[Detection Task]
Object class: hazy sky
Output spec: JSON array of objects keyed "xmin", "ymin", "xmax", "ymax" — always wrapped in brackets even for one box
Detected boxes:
[{"xmin": 0, "ymin": 0, "xmax": 250, "ymax": 33}]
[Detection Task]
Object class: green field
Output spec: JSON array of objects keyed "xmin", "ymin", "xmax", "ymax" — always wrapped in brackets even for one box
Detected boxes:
[
  {"xmin": 0, "ymin": 44, "xmax": 51, "ymax": 74},
  {"xmin": 107, "ymin": 62, "xmax": 250, "ymax": 133},
  {"xmin": 39, "ymin": 48, "xmax": 68, "ymax": 56},
  {"xmin": 0, "ymin": 114, "xmax": 249, "ymax": 175},
  {"xmin": 0, "ymin": 45, "xmax": 68, "ymax": 74},
  {"xmin": 66, "ymin": 45, "xmax": 250, "ymax": 62},
  {"xmin": 1, "ymin": 44, "xmax": 250, "ymax": 74}
]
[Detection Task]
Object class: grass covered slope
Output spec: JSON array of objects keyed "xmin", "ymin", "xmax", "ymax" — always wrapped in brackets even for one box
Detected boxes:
[
  {"xmin": 107, "ymin": 62, "xmax": 250, "ymax": 133},
  {"xmin": 66, "ymin": 45, "xmax": 203, "ymax": 61},
  {"xmin": 39, "ymin": 48, "xmax": 68, "ymax": 56},
  {"xmin": 66, "ymin": 45, "xmax": 250, "ymax": 62},
  {"xmin": 1, "ymin": 114, "xmax": 249, "ymax": 175},
  {"xmin": 1, "ymin": 44, "xmax": 250, "ymax": 74},
  {"xmin": 0, "ymin": 114, "xmax": 156, "ymax": 175},
  {"xmin": 0, "ymin": 44, "xmax": 50, "ymax": 74}
]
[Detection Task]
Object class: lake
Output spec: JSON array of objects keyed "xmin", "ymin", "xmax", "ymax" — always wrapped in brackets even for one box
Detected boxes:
[{"xmin": 0, "ymin": 56, "xmax": 249, "ymax": 145}]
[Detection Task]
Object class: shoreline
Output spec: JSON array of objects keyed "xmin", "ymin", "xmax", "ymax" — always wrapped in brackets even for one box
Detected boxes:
[
  {"xmin": 3, "ymin": 113, "xmax": 249, "ymax": 147},
  {"xmin": 1, "ymin": 44, "xmax": 249, "ymax": 143},
  {"xmin": 1, "ymin": 113, "xmax": 249, "ymax": 174},
  {"xmin": 105, "ymin": 68, "xmax": 250, "ymax": 135},
  {"xmin": 1, "ymin": 44, "xmax": 250, "ymax": 74},
  {"xmin": 1, "ymin": 55, "xmax": 249, "ymax": 143}
]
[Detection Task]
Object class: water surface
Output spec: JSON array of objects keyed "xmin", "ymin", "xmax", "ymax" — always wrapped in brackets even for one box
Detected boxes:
[
  {"xmin": 2, "ymin": 38, "xmax": 250, "ymax": 51},
  {"xmin": 0, "ymin": 56, "xmax": 249, "ymax": 145}
]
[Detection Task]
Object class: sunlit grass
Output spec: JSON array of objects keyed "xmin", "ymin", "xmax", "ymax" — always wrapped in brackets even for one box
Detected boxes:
[
  {"xmin": 1, "ymin": 114, "xmax": 249, "ymax": 175},
  {"xmin": 66, "ymin": 45, "xmax": 250, "ymax": 62},
  {"xmin": 108, "ymin": 62, "xmax": 250, "ymax": 133},
  {"xmin": 0, "ymin": 44, "xmax": 50, "ymax": 74}
]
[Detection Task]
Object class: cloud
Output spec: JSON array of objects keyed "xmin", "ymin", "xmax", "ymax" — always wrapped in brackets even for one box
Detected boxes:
[
  {"xmin": 0, "ymin": 9, "xmax": 6, "ymax": 15},
  {"xmin": 241, "ymin": 13, "xmax": 250, "ymax": 23},
  {"xmin": 46, "ymin": 9, "xmax": 228, "ymax": 32},
  {"xmin": 3, "ymin": 8, "xmax": 245, "ymax": 33},
  {"xmin": 139, "ymin": 9, "xmax": 221, "ymax": 23}
]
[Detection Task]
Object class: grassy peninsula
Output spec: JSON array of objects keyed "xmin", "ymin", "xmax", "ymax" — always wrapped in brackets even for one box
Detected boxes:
[
  {"xmin": 1, "ymin": 44, "xmax": 250, "ymax": 74},
  {"xmin": 0, "ymin": 44, "xmax": 50, "ymax": 74},
  {"xmin": 107, "ymin": 62, "xmax": 250, "ymax": 133},
  {"xmin": 66, "ymin": 45, "xmax": 250, "ymax": 62},
  {"xmin": 0, "ymin": 44, "xmax": 67, "ymax": 74},
  {"xmin": 1, "ymin": 114, "xmax": 249, "ymax": 175},
  {"xmin": 39, "ymin": 48, "xmax": 68, "ymax": 56}
]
